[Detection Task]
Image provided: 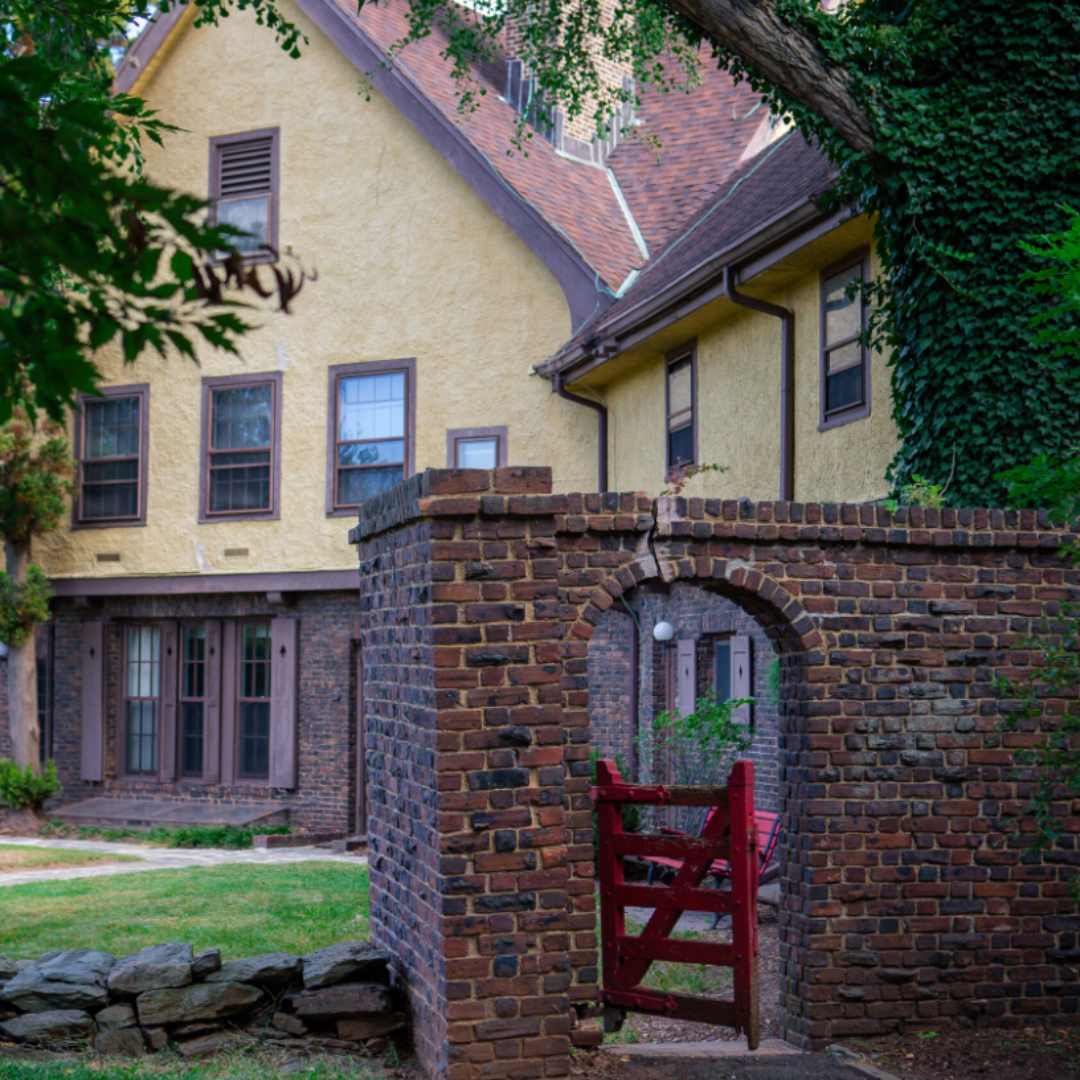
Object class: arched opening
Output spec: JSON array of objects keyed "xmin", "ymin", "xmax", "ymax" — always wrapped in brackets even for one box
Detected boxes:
[{"xmin": 584, "ymin": 564, "xmax": 810, "ymax": 1046}]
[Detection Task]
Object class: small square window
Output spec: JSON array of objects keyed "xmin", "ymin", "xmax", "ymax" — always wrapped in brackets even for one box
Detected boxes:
[{"xmin": 446, "ymin": 427, "xmax": 508, "ymax": 470}]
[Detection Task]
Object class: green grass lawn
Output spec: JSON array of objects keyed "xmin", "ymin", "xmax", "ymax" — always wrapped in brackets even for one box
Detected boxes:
[
  {"xmin": 0, "ymin": 862, "xmax": 369, "ymax": 959},
  {"xmin": 0, "ymin": 1051, "xmax": 393, "ymax": 1080},
  {"xmin": 0, "ymin": 844, "xmax": 140, "ymax": 874}
]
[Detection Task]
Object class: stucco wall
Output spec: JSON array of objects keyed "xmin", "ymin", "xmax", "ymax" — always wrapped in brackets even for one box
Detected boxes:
[
  {"xmin": 602, "ymin": 232, "xmax": 900, "ymax": 503},
  {"xmin": 37, "ymin": 0, "xmax": 594, "ymax": 581}
]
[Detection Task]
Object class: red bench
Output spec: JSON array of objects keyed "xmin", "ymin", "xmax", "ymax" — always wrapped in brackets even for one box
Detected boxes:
[{"xmin": 645, "ymin": 808, "xmax": 782, "ymax": 923}]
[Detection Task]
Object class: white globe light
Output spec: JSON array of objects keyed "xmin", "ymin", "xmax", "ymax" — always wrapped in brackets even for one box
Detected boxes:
[{"xmin": 652, "ymin": 620, "xmax": 675, "ymax": 642}]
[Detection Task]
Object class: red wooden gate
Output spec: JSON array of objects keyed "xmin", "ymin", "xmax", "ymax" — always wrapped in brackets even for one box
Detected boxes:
[{"xmin": 592, "ymin": 758, "xmax": 760, "ymax": 1047}]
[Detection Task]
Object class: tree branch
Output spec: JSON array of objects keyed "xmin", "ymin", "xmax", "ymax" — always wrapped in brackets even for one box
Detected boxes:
[{"xmin": 662, "ymin": 0, "xmax": 875, "ymax": 156}]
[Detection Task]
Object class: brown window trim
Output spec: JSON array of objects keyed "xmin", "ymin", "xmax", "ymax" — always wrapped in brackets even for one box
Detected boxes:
[
  {"xmin": 199, "ymin": 372, "xmax": 283, "ymax": 524},
  {"xmin": 818, "ymin": 247, "xmax": 872, "ymax": 432},
  {"xmin": 72, "ymin": 384, "xmax": 149, "ymax": 529},
  {"xmin": 234, "ymin": 618, "xmax": 273, "ymax": 784},
  {"xmin": 446, "ymin": 426, "xmax": 509, "ymax": 468},
  {"xmin": 121, "ymin": 621, "xmax": 162, "ymax": 779},
  {"xmin": 208, "ymin": 127, "xmax": 280, "ymax": 266},
  {"xmin": 325, "ymin": 359, "xmax": 416, "ymax": 518},
  {"xmin": 665, "ymin": 343, "xmax": 697, "ymax": 481}
]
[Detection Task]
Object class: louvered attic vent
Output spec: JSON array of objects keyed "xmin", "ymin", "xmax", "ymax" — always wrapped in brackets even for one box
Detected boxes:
[
  {"xmin": 219, "ymin": 137, "xmax": 273, "ymax": 197},
  {"xmin": 210, "ymin": 129, "xmax": 279, "ymax": 260}
]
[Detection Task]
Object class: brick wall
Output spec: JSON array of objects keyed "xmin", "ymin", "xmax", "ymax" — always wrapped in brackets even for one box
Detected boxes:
[
  {"xmin": 583, "ymin": 608, "xmax": 635, "ymax": 776},
  {"xmin": 353, "ymin": 468, "xmax": 1080, "ymax": 1078},
  {"xmin": 32, "ymin": 590, "xmax": 358, "ymax": 833}
]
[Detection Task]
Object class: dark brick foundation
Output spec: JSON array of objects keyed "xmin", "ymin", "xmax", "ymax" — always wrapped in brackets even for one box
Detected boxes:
[
  {"xmin": 354, "ymin": 467, "xmax": 1080, "ymax": 1078},
  {"xmin": 0, "ymin": 591, "xmax": 360, "ymax": 833}
]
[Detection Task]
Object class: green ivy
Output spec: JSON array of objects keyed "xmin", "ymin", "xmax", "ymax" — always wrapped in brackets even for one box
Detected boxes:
[{"xmin": 720, "ymin": 1, "xmax": 1080, "ymax": 505}]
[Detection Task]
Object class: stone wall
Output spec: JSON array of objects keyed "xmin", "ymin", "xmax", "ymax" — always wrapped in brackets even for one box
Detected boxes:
[
  {"xmin": 0, "ymin": 940, "xmax": 403, "ymax": 1059},
  {"xmin": 353, "ymin": 466, "xmax": 1080, "ymax": 1078}
]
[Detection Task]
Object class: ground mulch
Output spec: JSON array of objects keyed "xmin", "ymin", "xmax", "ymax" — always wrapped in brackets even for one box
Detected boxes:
[{"xmin": 843, "ymin": 1026, "xmax": 1080, "ymax": 1080}]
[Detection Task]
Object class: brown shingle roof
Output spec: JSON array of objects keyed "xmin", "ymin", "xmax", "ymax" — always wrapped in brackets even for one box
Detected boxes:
[
  {"xmin": 607, "ymin": 68, "xmax": 766, "ymax": 254},
  {"xmin": 545, "ymin": 133, "xmax": 839, "ymax": 371},
  {"xmin": 335, "ymin": 0, "xmax": 644, "ymax": 289}
]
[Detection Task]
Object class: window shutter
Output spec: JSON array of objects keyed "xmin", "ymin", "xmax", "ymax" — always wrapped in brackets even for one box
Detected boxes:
[
  {"xmin": 731, "ymin": 633, "xmax": 752, "ymax": 726},
  {"xmin": 204, "ymin": 620, "xmax": 223, "ymax": 783},
  {"xmin": 220, "ymin": 621, "xmax": 237, "ymax": 783},
  {"xmin": 159, "ymin": 621, "xmax": 179, "ymax": 781},
  {"xmin": 675, "ymin": 638, "xmax": 696, "ymax": 719},
  {"xmin": 80, "ymin": 622, "xmax": 106, "ymax": 781},
  {"xmin": 269, "ymin": 617, "xmax": 299, "ymax": 788}
]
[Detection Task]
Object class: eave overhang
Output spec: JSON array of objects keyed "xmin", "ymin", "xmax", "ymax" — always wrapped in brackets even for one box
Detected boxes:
[{"xmin": 539, "ymin": 200, "xmax": 857, "ymax": 383}]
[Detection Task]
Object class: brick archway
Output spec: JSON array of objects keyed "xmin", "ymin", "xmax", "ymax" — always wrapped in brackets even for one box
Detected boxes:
[
  {"xmin": 575, "ymin": 554, "xmax": 819, "ymax": 1045},
  {"xmin": 351, "ymin": 467, "xmax": 1079, "ymax": 1080}
]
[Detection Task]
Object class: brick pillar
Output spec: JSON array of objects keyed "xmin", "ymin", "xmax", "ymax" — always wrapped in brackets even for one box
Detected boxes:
[{"xmin": 355, "ymin": 468, "xmax": 590, "ymax": 1080}]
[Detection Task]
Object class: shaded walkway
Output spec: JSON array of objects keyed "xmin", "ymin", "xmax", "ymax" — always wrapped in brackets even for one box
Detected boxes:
[{"xmin": 0, "ymin": 837, "xmax": 366, "ymax": 888}]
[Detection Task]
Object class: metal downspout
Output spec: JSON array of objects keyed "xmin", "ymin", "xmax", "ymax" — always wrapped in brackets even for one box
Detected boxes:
[
  {"xmin": 722, "ymin": 266, "xmax": 795, "ymax": 501},
  {"xmin": 555, "ymin": 372, "xmax": 609, "ymax": 493}
]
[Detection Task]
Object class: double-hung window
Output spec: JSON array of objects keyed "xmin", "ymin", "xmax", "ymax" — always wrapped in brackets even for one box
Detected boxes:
[
  {"xmin": 75, "ymin": 386, "xmax": 148, "ymax": 527},
  {"xmin": 209, "ymin": 128, "xmax": 279, "ymax": 261},
  {"xmin": 666, "ymin": 347, "xmax": 696, "ymax": 476},
  {"xmin": 820, "ymin": 250, "xmax": 871, "ymax": 428},
  {"xmin": 327, "ymin": 360, "xmax": 415, "ymax": 514},
  {"xmin": 200, "ymin": 374, "xmax": 281, "ymax": 521}
]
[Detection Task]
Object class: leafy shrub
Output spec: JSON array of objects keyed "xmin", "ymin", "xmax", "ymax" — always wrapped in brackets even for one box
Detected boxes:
[
  {"xmin": 0, "ymin": 758, "xmax": 62, "ymax": 810},
  {"xmin": 39, "ymin": 821, "xmax": 292, "ymax": 848}
]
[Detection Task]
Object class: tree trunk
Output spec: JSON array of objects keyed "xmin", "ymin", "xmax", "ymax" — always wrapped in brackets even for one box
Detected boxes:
[
  {"xmin": 5, "ymin": 539, "xmax": 40, "ymax": 773},
  {"xmin": 663, "ymin": 0, "xmax": 875, "ymax": 157}
]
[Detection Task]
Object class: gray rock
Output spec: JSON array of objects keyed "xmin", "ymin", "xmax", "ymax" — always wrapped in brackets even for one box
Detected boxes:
[
  {"xmin": 301, "ymin": 942, "xmax": 389, "ymax": 990},
  {"xmin": 0, "ymin": 1009, "xmax": 95, "ymax": 1045},
  {"xmin": 108, "ymin": 943, "xmax": 193, "ymax": 996},
  {"xmin": 177, "ymin": 1031, "xmax": 255, "ymax": 1061},
  {"xmin": 192, "ymin": 949, "xmax": 222, "ymax": 981},
  {"xmin": 95, "ymin": 1004, "xmax": 137, "ymax": 1030},
  {"xmin": 137, "ymin": 982, "xmax": 266, "ymax": 1026},
  {"xmin": 142, "ymin": 1027, "xmax": 169, "ymax": 1051},
  {"xmin": 15, "ymin": 960, "xmax": 34, "ymax": 972},
  {"xmin": 205, "ymin": 952, "xmax": 300, "ymax": 989},
  {"xmin": 272, "ymin": 1012, "xmax": 308, "ymax": 1036},
  {"xmin": 290, "ymin": 982, "xmax": 393, "ymax": 1020},
  {"xmin": 172, "ymin": 1021, "xmax": 222, "ymax": 1038},
  {"xmin": 0, "ymin": 956, "xmax": 17, "ymax": 980},
  {"xmin": 0, "ymin": 950, "xmax": 115, "ymax": 1013},
  {"xmin": 336, "ymin": 1013, "xmax": 407, "ymax": 1041},
  {"xmin": 93, "ymin": 1028, "xmax": 146, "ymax": 1058}
]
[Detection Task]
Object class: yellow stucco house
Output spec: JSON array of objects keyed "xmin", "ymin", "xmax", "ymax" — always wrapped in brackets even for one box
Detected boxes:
[{"xmin": 1, "ymin": 0, "xmax": 895, "ymax": 832}]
